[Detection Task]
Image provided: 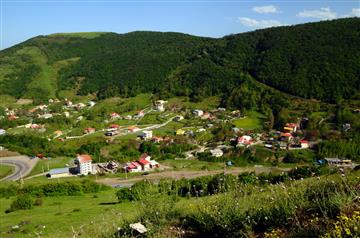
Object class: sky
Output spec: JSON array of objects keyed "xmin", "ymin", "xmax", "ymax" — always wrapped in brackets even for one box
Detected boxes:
[{"xmin": 1, "ymin": 0, "xmax": 359, "ymax": 50}]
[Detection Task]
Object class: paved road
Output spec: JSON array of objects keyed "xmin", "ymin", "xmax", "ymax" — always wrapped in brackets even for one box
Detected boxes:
[
  {"xmin": 97, "ymin": 166, "xmax": 291, "ymax": 187},
  {"xmin": 0, "ymin": 156, "xmax": 38, "ymax": 181}
]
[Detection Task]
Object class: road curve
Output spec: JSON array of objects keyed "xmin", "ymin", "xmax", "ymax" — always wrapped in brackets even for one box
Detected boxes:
[{"xmin": 0, "ymin": 156, "xmax": 38, "ymax": 181}]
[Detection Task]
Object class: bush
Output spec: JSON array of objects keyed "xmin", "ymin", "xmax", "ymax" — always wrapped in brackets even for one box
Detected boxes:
[
  {"xmin": 116, "ymin": 188, "xmax": 134, "ymax": 202},
  {"xmin": 7, "ymin": 195, "xmax": 34, "ymax": 213}
]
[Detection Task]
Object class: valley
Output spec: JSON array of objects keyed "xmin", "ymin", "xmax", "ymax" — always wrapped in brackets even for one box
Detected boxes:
[{"xmin": 0, "ymin": 17, "xmax": 359, "ymax": 238}]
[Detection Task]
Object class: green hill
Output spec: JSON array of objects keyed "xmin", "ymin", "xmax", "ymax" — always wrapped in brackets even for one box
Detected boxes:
[{"xmin": 0, "ymin": 18, "xmax": 359, "ymax": 106}]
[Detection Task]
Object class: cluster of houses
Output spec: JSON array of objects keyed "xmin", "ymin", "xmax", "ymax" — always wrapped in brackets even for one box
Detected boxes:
[
  {"xmin": 47, "ymin": 153, "xmax": 161, "ymax": 178},
  {"xmin": 109, "ymin": 110, "xmax": 145, "ymax": 121},
  {"xmin": 124, "ymin": 153, "xmax": 160, "ymax": 173},
  {"xmin": 261, "ymin": 122, "xmax": 310, "ymax": 150}
]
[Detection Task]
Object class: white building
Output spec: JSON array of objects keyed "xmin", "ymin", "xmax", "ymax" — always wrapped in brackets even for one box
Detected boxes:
[
  {"xmin": 193, "ymin": 109, "xmax": 204, "ymax": 117},
  {"xmin": 75, "ymin": 154, "xmax": 93, "ymax": 175},
  {"xmin": 210, "ymin": 148, "xmax": 223, "ymax": 157},
  {"xmin": 0, "ymin": 129, "xmax": 6, "ymax": 136},
  {"xmin": 88, "ymin": 101, "xmax": 96, "ymax": 107},
  {"xmin": 140, "ymin": 130, "xmax": 153, "ymax": 140},
  {"xmin": 38, "ymin": 113, "xmax": 53, "ymax": 119},
  {"xmin": 174, "ymin": 115, "xmax": 184, "ymax": 121},
  {"xmin": 154, "ymin": 100, "xmax": 167, "ymax": 112}
]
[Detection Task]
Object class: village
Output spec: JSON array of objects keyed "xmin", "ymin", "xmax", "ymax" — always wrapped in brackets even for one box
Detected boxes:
[{"xmin": 0, "ymin": 94, "xmax": 357, "ymax": 182}]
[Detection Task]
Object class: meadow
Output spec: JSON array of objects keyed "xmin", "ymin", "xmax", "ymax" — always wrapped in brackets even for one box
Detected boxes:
[
  {"xmin": 1, "ymin": 167, "xmax": 358, "ymax": 238},
  {"xmin": 232, "ymin": 111, "xmax": 265, "ymax": 130},
  {"xmin": 0, "ymin": 164, "xmax": 14, "ymax": 179}
]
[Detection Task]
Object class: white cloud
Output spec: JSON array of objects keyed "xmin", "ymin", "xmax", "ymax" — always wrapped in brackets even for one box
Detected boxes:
[
  {"xmin": 253, "ymin": 5, "xmax": 280, "ymax": 14},
  {"xmin": 237, "ymin": 17, "xmax": 282, "ymax": 28},
  {"xmin": 351, "ymin": 8, "xmax": 360, "ymax": 17},
  {"xmin": 297, "ymin": 7, "xmax": 337, "ymax": 20}
]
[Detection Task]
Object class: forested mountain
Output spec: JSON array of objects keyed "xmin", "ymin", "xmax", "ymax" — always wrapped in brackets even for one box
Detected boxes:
[{"xmin": 0, "ymin": 18, "xmax": 359, "ymax": 107}]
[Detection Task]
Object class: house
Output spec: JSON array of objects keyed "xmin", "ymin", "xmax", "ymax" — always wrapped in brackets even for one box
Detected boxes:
[
  {"xmin": 54, "ymin": 130, "xmax": 63, "ymax": 136},
  {"xmin": 110, "ymin": 112, "xmax": 120, "ymax": 119},
  {"xmin": 139, "ymin": 130, "xmax": 152, "ymax": 140},
  {"xmin": 65, "ymin": 99, "xmax": 73, "ymax": 107},
  {"xmin": 196, "ymin": 128, "xmax": 206, "ymax": 133},
  {"xmin": 0, "ymin": 129, "xmax": 6, "ymax": 136},
  {"xmin": 138, "ymin": 158, "xmax": 151, "ymax": 171},
  {"xmin": 210, "ymin": 148, "xmax": 223, "ymax": 157},
  {"xmin": 154, "ymin": 100, "xmax": 167, "ymax": 112},
  {"xmin": 38, "ymin": 113, "xmax": 53, "ymax": 119},
  {"xmin": 108, "ymin": 124, "xmax": 120, "ymax": 131},
  {"xmin": 174, "ymin": 115, "xmax": 184, "ymax": 121},
  {"xmin": 193, "ymin": 109, "xmax": 204, "ymax": 117},
  {"xmin": 127, "ymin": 126, "xmax": 140, "ymax": 133},
  {"xmin": 324, "ymin": 158, "xmax": 352, "ymax": 167},
  {"xmin": 237, "ymin": 135, "xmax": 253, "ymax": 145},
  {"xmin": 139, "ymin": 153, "xmax": 151, "ymax": 161},
  {"xmin": 279, "ymin": 142, "xmax": 288, "ymax": 150},
  {"xmin": 124, "ymin": 115, "xmax": 132, "ymax": 120},
  {"xmin": 343, "ymin": 123, "xmax": 351, "ymax": 132},
  {"xmin": 30, "ymin": 124, "xmax": 42, "ymax": 129},
  {"xmin": 284, "ymin": 123, "xmax": 298, "ymax": 133},
  {"xmin": 201, "ymin": 112, "xmax": 211, "ymax": 120},
  {"xmin": 151, "ymin": 136, "xmax": 163, "ymax": 143},
  {"xmin": 138, "ymin": 153, "xmax": 159, "ymax": 170},
  {"xmin": 84, "ymin": 127, "xmax": 96, "ymax": 134},
  {"xmin": 232, "ymin": 127, "xmax": 240, "ymax": 133},
  {"xmin": 8, "ymin": 115, "xmax": 18, "ymax": 121},
  {"xmin": 136, "ymin": 110, "xmax": 145, "ymax": 117},
  {"xmin": 176, "ymin": 129, "xmax": 185, "ymax": 135},
  {"xmin": 186, "ymin": 130, "xmax": 194, "ymax": 137},
  {"xmin": 46, "ymin": 168, "xmax": 70, "ymax": 179},
  {"xmin": 300, "ymin": 139, "xmax": 309, "ymax": 149},
  {"xmin": 36, "ymin": 104, "xmax": 48, "ymax": 110},
  {"xmin": 280, "ymin": 133, "xmax": 293, "ymax": 142},
  {"xmin": 150, "ymin": 160, "xmax": 159, "ymax": 169},
  {"xmin": 126, "ymin": 162, "xmax": 142, "ymax": 173},
  {"xmin": 64, "ymin": 111, "xmax": 70, "ymax": 118},
  {"xmin": 88, "ymin": 101, "xmax": 96, "ymax": 107},
  {"xmin": 75, "ymin": 154, "xmax": 93, "ymax": 175}
]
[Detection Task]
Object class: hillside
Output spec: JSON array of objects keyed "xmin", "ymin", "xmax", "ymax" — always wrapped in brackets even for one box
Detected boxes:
[{"xmin": 0, "ymin": 18, "xmax": 359, "ymax": 106}]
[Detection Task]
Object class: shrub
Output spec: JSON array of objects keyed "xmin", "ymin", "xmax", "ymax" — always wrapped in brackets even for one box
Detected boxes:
[
  {"xmin": 8, "ymin": 195, "xmax": 34, "ymax": 213},
  {"xmin": 116, "ymin": 188, "xmax": 134, "ymax": 202}
]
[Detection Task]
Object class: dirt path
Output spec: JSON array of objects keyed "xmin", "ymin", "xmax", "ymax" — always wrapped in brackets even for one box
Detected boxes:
[{"xmin": 97, "ymin": 166, "xmax": 290, "ymax": 187}]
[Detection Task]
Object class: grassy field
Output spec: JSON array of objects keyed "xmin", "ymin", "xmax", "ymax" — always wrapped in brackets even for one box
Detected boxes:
[
  {"xmin": 232, "ymin": 111, "xmax": 265, "ymax": 130},
  {"xmin": 161, "ymin": 159, "xmax": 225, "ymax": 171},
  {"xmin": 167, "ymin": 96, "xmax": 220, "ymax": 111},
  {"xmin": 48, "ymin": 32, "xmax": 107, "ymax": 39},
  {"xmin": 0, "ymin": 189, "xmax": 136, "ymax": 238},
  {"xmin": 27, "ymin": 157, "xmax": 73, "ymax": 177},
  {"xmin": 0, "ymin": 164, "xmax": 14, "ymax": 179}
]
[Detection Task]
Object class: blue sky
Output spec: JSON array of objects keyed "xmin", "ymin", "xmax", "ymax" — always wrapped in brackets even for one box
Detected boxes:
[{"xmin": 1, "ymin": 0, "xmax": 359, "ymax": 49}]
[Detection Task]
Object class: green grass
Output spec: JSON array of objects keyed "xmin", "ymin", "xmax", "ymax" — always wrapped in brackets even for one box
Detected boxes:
[
  {"xmin": 161, "ymin": 159, "xmax": 225, "ymax": 171},
  {"xmin": 0, "ymin": 164, "xmax": 14, "ymax": 179},
  {"xmin": 152, "ymin": 121, "xmax": 184, "ymax": 136},
  {"xmin": 48, "ymin": 32, "xmax": 107, "ymax": 39},
  {"xmin": 167, "ymin": 96, "xmax": 220, "ymax": 111},
  {"xmin": 0, "ymin": 189, "xmax": 136, "ymax": 238},
  {"xmin": 27, "ymin": 157, "xmax": 73, "ymax": 177},
  {"xmin": 232, "ymin": 111, "xmax": 265, "ymax": 130}
]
